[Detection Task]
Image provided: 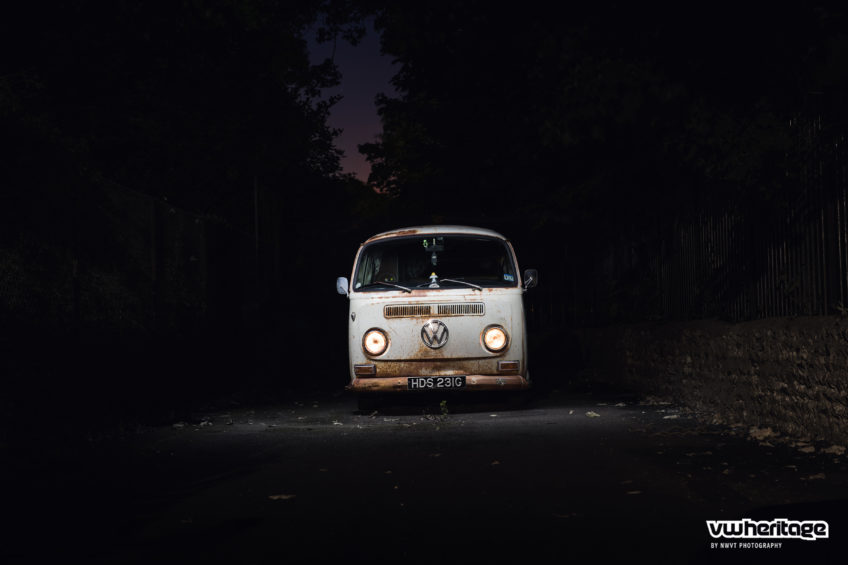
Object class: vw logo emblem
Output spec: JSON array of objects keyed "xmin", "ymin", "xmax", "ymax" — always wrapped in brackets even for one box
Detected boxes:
[{"xmin": 421, "ymin": 319, "xmax": 449, "ymax": 349}]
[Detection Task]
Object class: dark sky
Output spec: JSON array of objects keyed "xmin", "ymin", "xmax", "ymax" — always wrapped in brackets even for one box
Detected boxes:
[{"xmin": 308, "ymin": 17, "xmax": 397, "ymax": 182}]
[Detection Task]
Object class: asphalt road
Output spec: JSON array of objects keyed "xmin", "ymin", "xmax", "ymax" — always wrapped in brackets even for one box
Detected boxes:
[{"xmin": 5, "ymin": 389, "xmax": 848, "ymax": 564}]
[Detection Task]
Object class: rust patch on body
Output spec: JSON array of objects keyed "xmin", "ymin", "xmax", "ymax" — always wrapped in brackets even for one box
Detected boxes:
[
  {"xmin": 365, "ymin": 228, "xmax": 421, "ymax": 243},
  {"xmin": 414, "ymin": 338, "xmax": 447, "ymax": 360},
  {"xmin": 372, "ymin": 357, "xmax": 501, "ymax": 378}
]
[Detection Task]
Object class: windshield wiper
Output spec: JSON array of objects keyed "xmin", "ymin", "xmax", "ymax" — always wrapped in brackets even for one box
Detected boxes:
[
  {"xmin": 439, "ymin": 278, "xmax": 483, "ymax": 291},
  {"xmin": 358, "ymin": 281, "xmax": 412, "ymax": 293}
]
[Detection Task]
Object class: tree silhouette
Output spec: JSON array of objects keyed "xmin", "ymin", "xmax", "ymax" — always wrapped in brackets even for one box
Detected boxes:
[
  {"xmin": 0, "ymin": 0, "xmax": 370, "ymax": 230},
  {"xmin": 362, "ymin": 3, "xmax": 846, "ymax": 236}
]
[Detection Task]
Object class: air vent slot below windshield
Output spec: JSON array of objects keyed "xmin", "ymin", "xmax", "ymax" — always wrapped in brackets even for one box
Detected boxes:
[
  {"xmin": 437, "ymin": 303, "xmax": 484, "ymax": 316},
  {"xmin": 384, "ymin": 303, "xmax": 484, "ymax": 318}
]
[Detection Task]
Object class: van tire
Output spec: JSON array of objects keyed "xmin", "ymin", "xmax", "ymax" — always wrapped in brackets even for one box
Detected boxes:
[
  {"xmin": 357, "ymin": 395, "xmax": 381, "ymax": 413},
  {"xmin": 506, "ymin": 390, "xmax": 532, "ymax": 409}
]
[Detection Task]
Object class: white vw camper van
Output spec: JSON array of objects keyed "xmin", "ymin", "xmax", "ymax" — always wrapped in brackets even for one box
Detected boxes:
[{"xmin": 336, "ymin": 226, "xmax": 537, "ymax": 408}]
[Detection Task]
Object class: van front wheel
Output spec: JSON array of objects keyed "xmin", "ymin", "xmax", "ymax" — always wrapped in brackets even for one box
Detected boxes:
[{"xmin": 357, "ymin": 395, "xmax": 382, "ymax": 413}]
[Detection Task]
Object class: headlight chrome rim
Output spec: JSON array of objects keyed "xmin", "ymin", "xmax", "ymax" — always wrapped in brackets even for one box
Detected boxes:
[
  {"xmin": 482, "ymin": 325, "xmax": 509, "ymax": 352},
  {"xmin": 363, "ymin": 328, "xmax": 389, "ymax": 356}
]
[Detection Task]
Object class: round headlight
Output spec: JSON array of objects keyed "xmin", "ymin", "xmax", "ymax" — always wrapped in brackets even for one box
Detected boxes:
[
  {"xmin": 483, "ymin": 326, "xmax": 508, "ymax": 352},
  {"xmin": 363, "ymin": 329, "xmax": 388, "ymax": 356}
]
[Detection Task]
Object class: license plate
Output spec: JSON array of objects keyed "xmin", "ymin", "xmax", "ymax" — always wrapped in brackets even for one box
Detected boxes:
[{"xmin": 407, "ymin": 376, "xmax": 466, "ymax": 390}]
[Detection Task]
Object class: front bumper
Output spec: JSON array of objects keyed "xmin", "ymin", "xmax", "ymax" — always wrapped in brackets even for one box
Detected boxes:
[{"xmin": 347, "ymin": 374, "xmax": 530, "ymax": 393}]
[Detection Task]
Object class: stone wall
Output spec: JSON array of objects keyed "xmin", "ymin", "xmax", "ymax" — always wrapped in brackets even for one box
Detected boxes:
[{"xmin": 578, "ymin": 316, "xmax": 848, "ymax": 443}]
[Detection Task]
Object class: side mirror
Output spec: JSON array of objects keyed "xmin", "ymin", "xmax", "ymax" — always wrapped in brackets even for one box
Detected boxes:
[
  {"xmin": 523, "ymin": 269, "xmax": 538, "ymax": 290},
  {"xmin": 336, "ymin": 277, "xmax": 349, "ymax": 296}
]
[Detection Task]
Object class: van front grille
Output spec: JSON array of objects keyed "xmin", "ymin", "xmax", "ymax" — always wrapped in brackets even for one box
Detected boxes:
[{"xmin": 384, "ymin": 303, "xmax": 485, "ymax": 318}]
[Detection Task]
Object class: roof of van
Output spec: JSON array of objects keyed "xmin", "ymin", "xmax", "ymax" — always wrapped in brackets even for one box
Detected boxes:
[{"xmin": 364, "ymin": 225, "xmax": 508, "ymax": 243}]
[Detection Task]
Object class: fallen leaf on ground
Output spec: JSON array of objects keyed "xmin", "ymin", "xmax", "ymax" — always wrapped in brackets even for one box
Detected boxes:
[
  {"xmin": 823, "ymin": 445, "xmax": 846, "ymax": 455},
  {"xmin": 586, "ymin": 411, "xmax": 601, "ymax": 418},
  {"xmin": 748, "ymin": 427, "xmax": 775, "ymax": 441},
  {"xmin": 641, "ymin": 396, "xmax": 672, "ymax": 406}
]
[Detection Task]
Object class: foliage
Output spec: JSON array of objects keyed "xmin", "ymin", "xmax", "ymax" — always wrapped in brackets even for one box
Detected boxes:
[
  {"xmin": 0, "ymin": 0, "xmax": 374, "ymax": 335},
  {"xmin": 0, "ymin": 0, "xmax": 367, "ymax": 230},
  {"xmin": 363, "ymin": 3, "xmax": 848, "ymax": 237}
]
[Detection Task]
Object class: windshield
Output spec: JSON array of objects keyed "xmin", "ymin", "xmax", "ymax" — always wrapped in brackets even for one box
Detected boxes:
[{"xmin": 353, "ymin": 235, "xmax": 518, "ymax": 291}]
